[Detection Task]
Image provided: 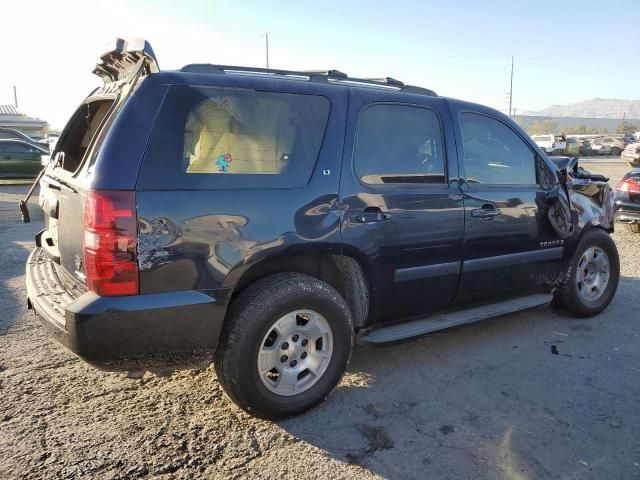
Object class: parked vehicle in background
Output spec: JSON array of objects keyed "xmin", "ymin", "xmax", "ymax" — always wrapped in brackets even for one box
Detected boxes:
[
  {"xmin": 579, "ymin": 139, "xmax": 594, "ymax": 156},
  {"xmin": 622, "ymin": 141, "xmax": 640, "ymax": 166},
  {"xmin": 532, "ymin": 135, "xmax": 553, "ymax": 153},
  {"xmin": 0, "ymin": 139, "xmax": 48, "ymax": 178},
  {"xmin": 24, "ymin": 39, "xmax": 621, "ymax": 419},
  {"xmin": 564, "ymin": 137, "xmax": 580, "ymax": 156},
  {"xmin": 623, "ymin": 134, "xmax": 636, "ymax": 145},
  {"xmin": 532, "ymin": 134, "xmax": 566, "ymax": 154},
  {"xmin": 614, "ymin": 169, "xmax": 640, "ymax": 233},
  {"xmin": 553, "ymin": 134, "xmax": 567, "ymax": 154},
  {"xmin": 590, "ymin": 138, "xmax": 613, "ymax": 156},
  {"xmin": 591, "ymin": 137, "xmax": 624, "ymax": 156},
  {"xmin": 0, "ymin": 127, "xmax": 49, "ymax": 149}
]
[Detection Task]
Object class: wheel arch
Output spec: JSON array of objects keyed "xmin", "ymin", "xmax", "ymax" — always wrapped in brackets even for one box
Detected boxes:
[{"xmin": 226, "ymin": 253, "xmax": 370, "ymax": 329}]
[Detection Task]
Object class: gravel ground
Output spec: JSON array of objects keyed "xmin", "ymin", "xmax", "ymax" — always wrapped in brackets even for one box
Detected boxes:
[{"xmin": 1, "ymin": 161, "xmax": 639, "ymax": 480}]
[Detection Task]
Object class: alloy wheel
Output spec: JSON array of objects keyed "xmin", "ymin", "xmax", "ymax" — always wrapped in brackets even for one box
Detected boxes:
[{"xmin": 257, "ymin": 309, "xmax": 333, "ymax": 396}]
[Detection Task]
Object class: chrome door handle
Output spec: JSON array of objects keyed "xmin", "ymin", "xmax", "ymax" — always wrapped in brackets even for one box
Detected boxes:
[
  {"xmin": 471, "ymin": 205, "xmax": 502, "ymax": 220},
  {"xmin": 350, "ymin": 207, "xmax": 391, "ymax": 224}
]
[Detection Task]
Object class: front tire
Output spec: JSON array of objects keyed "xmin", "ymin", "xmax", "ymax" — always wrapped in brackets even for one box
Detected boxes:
[
  {"xmin": 554, "ymin": 229, "xmax": 620, "ymax": 317},
  {"xmin": 215, "ymin": 273, "xmax": 354, "ymax": 419}
]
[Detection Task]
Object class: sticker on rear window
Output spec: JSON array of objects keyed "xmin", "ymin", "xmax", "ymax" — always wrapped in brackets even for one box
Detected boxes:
[{"xmin": 215, "ymin": 153, "xmax": 232, "ymax": 172}]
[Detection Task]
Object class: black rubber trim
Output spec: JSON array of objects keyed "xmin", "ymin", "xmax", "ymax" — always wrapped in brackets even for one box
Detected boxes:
[
  {"xmin": 614, "ymin": 201, "xmax": 640, "ymax": 214},
  {"xmin": 614, "ymin": 211, "xmax": 640, "ymax": 224},
  {"xmin": 394, "ymin": 261, "xmax": 461, "ymax": 282},
  {"xmin": 463, "ymin": 247, "xmax": 564, "ymax": 272}
]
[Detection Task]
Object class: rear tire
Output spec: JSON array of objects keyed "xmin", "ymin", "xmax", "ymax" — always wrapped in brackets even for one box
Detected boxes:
[
  {"xmin": 554, "ymin": 229, "xmax": 619, "ymax": 317},
  {"xmin": 627, "ymin": 224, "xmax": 640, "ymax": 234},
  {"xmin": 611, "ymin": 147, "xmax": 622, "ymax": 156},
  {"xmin": 215, "ymin": 273, "xmax": 354, "ymax": 419}
]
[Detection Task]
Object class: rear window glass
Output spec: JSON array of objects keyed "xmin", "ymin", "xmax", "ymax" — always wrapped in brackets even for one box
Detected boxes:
[
  {"xmin": 53, "ymin": 99, "xmax": 115, "ymax": 172},
  {"xmin": 139, "ymin": 86, "xmax": 330, "ymax": 189}
]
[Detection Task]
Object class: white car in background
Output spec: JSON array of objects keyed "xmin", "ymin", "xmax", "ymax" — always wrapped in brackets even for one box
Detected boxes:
[
  {"xmin": 590, "ymin": 137, "xmax": 624, "ymax": 156},
  {"xmin": 622, "ymin": 142, "xmax": 640, "ymax": 166},
  {"xmin": 532, "ymin": 134, "xmax": 567, "ymax": 154}
]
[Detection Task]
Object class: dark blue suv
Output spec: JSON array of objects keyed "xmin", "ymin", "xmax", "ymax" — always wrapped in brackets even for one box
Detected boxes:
[{"xmin": 25, "ymin": 39, "xmax": 619, "ymax": 418}]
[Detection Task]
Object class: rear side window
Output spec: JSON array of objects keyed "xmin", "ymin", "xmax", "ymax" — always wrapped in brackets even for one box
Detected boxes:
[
  {"xmin": 459, "ymin": 112, "xmax": 537, "ymax": 185},
  {"xmin": 354, "ymin": 104, "xmax": 446, "ymax": 185},
  {"xmin": 140, "ymin": 86, "xmax": 330, "ymax": 189}
]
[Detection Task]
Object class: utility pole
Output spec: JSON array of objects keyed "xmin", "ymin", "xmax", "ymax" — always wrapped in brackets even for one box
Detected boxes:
[
  {"xmin": 263, "ymin": 32, "xmax": 270, "ymax": 68},
  {"xmin": 508, "ymin": 56, "xmax": 514, "ymax": 117},
  {"xmin": 13, "ymin": 85, "xmax": 18, "ymax": 110}
]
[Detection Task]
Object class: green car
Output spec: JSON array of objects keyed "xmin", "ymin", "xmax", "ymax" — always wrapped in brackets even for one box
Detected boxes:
[
  {"xmin": 0, "ymin": 139, "xmax": 48, "ymax": 178},
  {"xmin": 564, "ymin": 137, "xmax": 580, "ymax": 156}
]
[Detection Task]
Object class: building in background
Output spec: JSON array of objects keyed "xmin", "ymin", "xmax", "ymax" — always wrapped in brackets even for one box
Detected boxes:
[{"xmin": 0, "ymin": 105, "xmax": 50, "ymax": 138}]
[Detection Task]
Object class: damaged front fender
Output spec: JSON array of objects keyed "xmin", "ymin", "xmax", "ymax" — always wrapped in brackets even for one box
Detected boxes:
[{"xmin": 546, "ymin": 156, "xmax": 615, "ymax": 242}]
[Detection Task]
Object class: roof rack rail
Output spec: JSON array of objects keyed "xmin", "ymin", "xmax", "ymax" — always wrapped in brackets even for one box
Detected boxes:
[
  {"xmin": 362, "ymin": 77, "xmax": 404, "ymax": 87},
  {"xmin": 179, "ymin": 64, "xmax": 437, "ymax": 96},
  {"xmin": 302, "ymin": 69, "xmax": 348, "ymax": 78}
]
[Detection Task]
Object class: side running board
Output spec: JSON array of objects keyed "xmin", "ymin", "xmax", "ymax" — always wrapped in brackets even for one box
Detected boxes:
[{"xmin": 360, "ymin": 294, "xmax": 553, "ymax": 344}]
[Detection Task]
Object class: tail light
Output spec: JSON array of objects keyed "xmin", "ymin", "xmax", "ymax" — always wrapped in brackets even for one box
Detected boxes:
[
  {"xmin": 615, "ymin": 177, "xmax": 640, "ymax": 194},
  {"xmin": 83, "ymin": 190, "xmax": 139, "ymax": 296}
]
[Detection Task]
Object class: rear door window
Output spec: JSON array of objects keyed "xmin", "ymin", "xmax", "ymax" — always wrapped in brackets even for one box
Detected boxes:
[
  {"xmin": 139, "ymin": 86, "xmax": 330, "ymax": 189},
  {"xmin": 354, "ymin": 104, "xmax": 446, "ymax": 185}
]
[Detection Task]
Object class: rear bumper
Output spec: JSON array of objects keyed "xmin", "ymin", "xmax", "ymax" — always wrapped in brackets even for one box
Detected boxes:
[
  {"xmin": 614, "ymin": 196, "xmax": 640, "ymax": 224},
  {"xmin": 26, "ymin": 248, "xmax": 228, "ymax": 371}
]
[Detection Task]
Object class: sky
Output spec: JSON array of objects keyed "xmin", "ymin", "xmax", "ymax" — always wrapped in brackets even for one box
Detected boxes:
[{"xmin": 1, "ymin": 0, "xmax": 639, "ymax": 130}]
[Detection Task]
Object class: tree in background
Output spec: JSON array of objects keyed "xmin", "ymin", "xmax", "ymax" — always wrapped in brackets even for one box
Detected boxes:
[
  {"xmin": 616, "ymin": 120, "xmax": 639, "ymax": 134},
  {"xmin": 527, "ymin": 120, "xmax": 559, "ymax": 135},
  {"xmin": 563, "ymin": 124, "xmax": 588, "ymax": 134},
  {"xmin": 584, "ymin": 126, "xmax": 608, "ymax": 134},
  {"xmin": 521, "ymin": 121, "xmax": 610, "ymax": 136}
]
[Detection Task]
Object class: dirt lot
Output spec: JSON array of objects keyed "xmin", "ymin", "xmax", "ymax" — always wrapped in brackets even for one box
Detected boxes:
[{"xmin": 1, "ymin": 161, "xmax": 639, "ymax": 480}]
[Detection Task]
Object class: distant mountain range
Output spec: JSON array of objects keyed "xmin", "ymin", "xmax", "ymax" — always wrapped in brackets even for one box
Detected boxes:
[{"xmin": 521, "ymin": 98, "xmax": 640, "ymax": 119}]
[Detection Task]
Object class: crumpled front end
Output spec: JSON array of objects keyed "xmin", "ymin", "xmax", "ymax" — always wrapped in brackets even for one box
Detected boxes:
[{"xmin": 547, "ymin": 157, "xmax": 615, "ymax": 240}]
